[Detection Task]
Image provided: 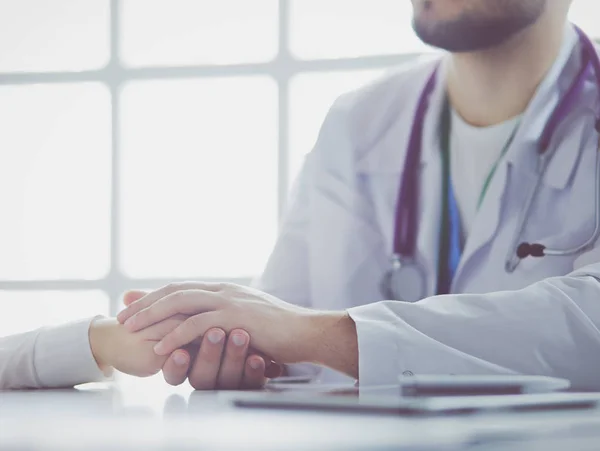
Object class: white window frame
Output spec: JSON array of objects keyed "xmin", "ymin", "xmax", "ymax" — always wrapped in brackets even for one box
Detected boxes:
[{"xmin": 0, "ymin": 0, "xmax": 433, "ymax": 315}]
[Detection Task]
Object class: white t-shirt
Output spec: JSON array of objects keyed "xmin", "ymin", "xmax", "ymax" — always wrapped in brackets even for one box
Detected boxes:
[{"xmin": 450, "ymin": 109, "xmax": 521, "ymax": 237}]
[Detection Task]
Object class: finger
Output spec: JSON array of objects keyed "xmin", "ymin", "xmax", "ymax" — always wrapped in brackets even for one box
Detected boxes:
[
  {"xmin": 162, "ymin": 349, "xmax": 191, "ymax": 386},
  {"xmin": 217, "ymin": 330, "xmax": 250, "ymax": 390},
  {"xmin": 153, "ymin": 312, "xmax": 225, "ymax": 356},
  {"xmin": 117, "ymin": 282, "xmax": 225, "ymax": 324},
  {"xmin": 241, "ymin": 355, "xmax": 267, "ymax": 390},
  {"xmin": 141, "ymin": 315, "xmax": 189, "ymax": 341},
  {"xmin": 246, "ymin": 348, "xmax": 282, "ymax": 379},
  {"xmin": 122, "ymin": 290, "xmax": 147, "ymax": 307},
  {"xmin": 188, "ymin": 328, "xmax": 226, "ymax": 390},
  {"xmin": 124, "ymin": 290, "xmax": 222, "ymax": 332}
]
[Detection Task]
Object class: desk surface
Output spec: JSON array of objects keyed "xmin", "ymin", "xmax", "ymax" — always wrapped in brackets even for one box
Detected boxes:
[{"xmin": 2, "ymin": 375, "xmax": 600, "ymax": 450}]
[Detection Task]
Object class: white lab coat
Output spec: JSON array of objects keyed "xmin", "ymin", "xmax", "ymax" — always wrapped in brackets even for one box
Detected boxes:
[{"xmin": 255, "ymin": 25, "xmax": 600, "ymax": 390}]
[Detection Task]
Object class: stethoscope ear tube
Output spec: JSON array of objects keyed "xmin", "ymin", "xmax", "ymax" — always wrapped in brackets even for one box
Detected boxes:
[
  {"xmin": 504, "ymin": 153, "xmax": 549, "ymax": 273},
  {"xmin": 506, "ymin": 134, "xmax": 600, "ymax": 272},
  {"xmin": 516, "ymin": 243, "xmax": 546, "ymax": 259}
]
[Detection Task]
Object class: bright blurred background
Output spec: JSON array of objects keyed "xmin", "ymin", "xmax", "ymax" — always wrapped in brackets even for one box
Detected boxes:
[{"xmin": 0, "ymin": 0, "xmax": 598, "ymax": 336}]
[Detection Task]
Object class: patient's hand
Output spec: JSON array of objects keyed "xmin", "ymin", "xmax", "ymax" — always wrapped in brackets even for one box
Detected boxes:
[{"xmin": 89, "ymin": 316, "xmax": 191, "ymax": 378}]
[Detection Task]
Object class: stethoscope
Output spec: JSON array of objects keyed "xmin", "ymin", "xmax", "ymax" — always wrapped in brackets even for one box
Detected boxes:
[{"xmin": 381, "ymin": 26, "xmax": 600, "ymax": 303}]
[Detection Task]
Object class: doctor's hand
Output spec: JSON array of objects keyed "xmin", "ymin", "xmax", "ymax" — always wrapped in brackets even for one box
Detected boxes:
[
  {"xmin": 118, "ymin": 283, "xmax": 358, "ymax": 377},
  {"xmin": 122, "ymin": 290, "xmax": 280, "ymax": 390}
]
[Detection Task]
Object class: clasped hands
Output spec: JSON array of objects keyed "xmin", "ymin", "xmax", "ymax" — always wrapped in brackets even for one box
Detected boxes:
[
  {"xmin": 88, "ymin": 283, "xmax": 323, "ymax": 390},
  {"xmin": 89, "ymin": 282, "xmax": 356, "ymax": 389}
]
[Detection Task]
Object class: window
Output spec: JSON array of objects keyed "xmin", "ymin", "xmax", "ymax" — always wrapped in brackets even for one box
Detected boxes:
[{"xmin": 1, "ymin": 1, "xmax": 599, "ymax": 335}]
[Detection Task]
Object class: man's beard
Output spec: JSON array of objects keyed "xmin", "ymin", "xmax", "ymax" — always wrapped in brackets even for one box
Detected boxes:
[{"xmin": 412, "ymin": 1, "xmax": 546, "ymax": 52}]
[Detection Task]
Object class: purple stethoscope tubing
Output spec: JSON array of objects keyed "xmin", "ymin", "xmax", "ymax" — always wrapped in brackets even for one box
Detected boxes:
[
  {"xmin": 505, "ymin": 27, "xmax": 600, "ymax": 271},
  {"xmin": 382, "ymin": 26, "xmax": 600, "ymax": 302}
]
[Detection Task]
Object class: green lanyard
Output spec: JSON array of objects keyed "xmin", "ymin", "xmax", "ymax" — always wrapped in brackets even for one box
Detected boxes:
[
  {"xmin": 449, "ymin": 105, "xmax": 522, "ymax": 211},
  {"xmin": 440, "ymin": 97, "xmax": 521, "ymax": 213}
]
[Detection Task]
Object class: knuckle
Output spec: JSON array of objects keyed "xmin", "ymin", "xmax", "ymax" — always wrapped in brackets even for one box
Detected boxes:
[
  {"xmin": 164, "ymin": 290, "xmax": 191, "ymax": 312},
  {"xmin": 134, "ymin": 309, "xmax": 148, "ymax": 324},
  {"xmin": 200, "ymin": 349, "xmax": 223, "ymax": 365},
  {"xmin": 169, "ymin": 289, "xmax": 187, "ymax": 301},
  {"xmin": 170, "ymin": 325, "xmax": 189, "ymax": 344},
  {"xmin": 175, "ymin": 316, "xmax": 203, "ymax": 343},
  {"xmin": 226, "ymin": 345, "xmax": 247, "ymax": 360},
  {"xmin": 186, "ymin": 314, "xmax": 203, "ymax": 330},
  {"xmin": 165, "ymin": 282, "xmax": 182, "ymax": 294},
  {"xmin": 171, "ymin": 321, "xmax": 188, "ymax": 342},
  {"xmin": 200, "ymin": 345, "xmax": 224, "ymax": 364},
  {"xmin": 218, "ymin": 282, "xmax": 236, "ymax": 292},
  {"xmin": 172, "ymin": 313, "xmax": 188, "ymax": 322}
]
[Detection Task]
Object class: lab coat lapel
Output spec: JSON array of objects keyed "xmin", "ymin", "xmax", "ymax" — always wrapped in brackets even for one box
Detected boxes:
[
  {"xmin": 356, "ymin": 58, "xmax": 447, "ymax": 298},
  {"xmin": 454, "ymin": 157, "xmax": 510, "ymax": 284}
]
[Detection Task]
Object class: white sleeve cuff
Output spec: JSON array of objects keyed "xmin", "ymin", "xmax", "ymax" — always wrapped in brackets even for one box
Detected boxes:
[
  {"xmin": 348, "ymin": 304, "xmax": 402, "ymax": 387},
  {"xmin": 34, "ymin": 317, "xmax": 106, "ymax": 388}
]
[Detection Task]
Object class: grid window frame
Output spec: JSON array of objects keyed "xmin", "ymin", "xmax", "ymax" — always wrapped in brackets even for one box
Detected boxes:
[{"xmin": 0, "ymin": 0, "xmax": 416, "ymax": 316}]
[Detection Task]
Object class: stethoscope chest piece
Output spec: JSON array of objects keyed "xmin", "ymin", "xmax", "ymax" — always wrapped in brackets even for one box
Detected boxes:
[{"xmin": 380, "ymin": 255, "xmax": 427, "ymax": 302}]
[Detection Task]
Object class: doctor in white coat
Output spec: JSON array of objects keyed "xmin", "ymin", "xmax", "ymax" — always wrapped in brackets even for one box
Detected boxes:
[{"xmin": 121, "ymin": 0, "xmax": 600, "ymax": 391}]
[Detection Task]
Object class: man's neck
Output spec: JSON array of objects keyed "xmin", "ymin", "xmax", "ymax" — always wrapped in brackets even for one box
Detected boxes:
[{"xmin": 446, "ymin": 17, "xmax": 568, "ymax": 127}]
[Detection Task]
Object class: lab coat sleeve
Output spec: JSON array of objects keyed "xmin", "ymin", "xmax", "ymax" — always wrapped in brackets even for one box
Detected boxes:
[
  {"xmin": 0, "ymin": 318, "xmax": 106, "ymax": 390},
  {"xmin": 348, "ymin": 262, "xmax": 600, "ymax": 390}
]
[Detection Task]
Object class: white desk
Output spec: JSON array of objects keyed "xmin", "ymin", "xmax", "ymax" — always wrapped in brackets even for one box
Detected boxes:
[{"xmin": 1, "ymin": 375, "xmax": 600, "ymax": 450}]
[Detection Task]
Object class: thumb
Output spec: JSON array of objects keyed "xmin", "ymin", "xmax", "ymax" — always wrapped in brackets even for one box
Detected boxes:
[{"xmin": 122, "ymin": 290, "xmax": 147, "ymax": 306}]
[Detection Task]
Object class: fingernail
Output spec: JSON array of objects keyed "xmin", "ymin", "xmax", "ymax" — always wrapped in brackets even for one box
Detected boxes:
[
  {"xmin": 173, "ymin": 353, "xmax": 188, "ymax": 366},
  {"xmin": 232, "ymin": 334, "xmax": 247, "ymax": 347},
  {"xmin": 207, "ymin": 330, "xmax": 224, "ymax": 344},
  {"xmin": 249, "ymin": 358, "xmax": 261, "ymax": 370},
  {"xmin": 154, "ymin": 342, "xmax": 166, "ymax": 355}
]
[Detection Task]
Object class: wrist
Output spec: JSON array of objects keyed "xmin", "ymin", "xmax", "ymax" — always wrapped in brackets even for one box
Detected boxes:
[
  {"xmin": 297, "ymin": 311, "xmax": 358, "ymax": 378},
  {"xmin": 89, "ymin": 317, "xmax": 118, "ymax": 375}
]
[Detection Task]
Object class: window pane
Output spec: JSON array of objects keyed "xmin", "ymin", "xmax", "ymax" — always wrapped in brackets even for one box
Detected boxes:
[
  {"xmin": 121, "ymin": 0, "xmax": 279, "ymax": 67},
  {"xmin": 289, "ymin": 70, "xmax": 385, "ymax": 185},
  {"xmin": 290, "ymin": 0, "xmax": 431, "ymax": 60},
  {"xmin": 0, "ymin": 0, "xmax": 109, "ymax": 73},
  {"xmin": 120, "ymin": 77, "xmax": 278, "ymax": 278},
  {"xmin": 0, "ymin": 291, "xmax": 109, "ymax": 337},
  {"xmin": 570, "ymin": 1, "xmax": 600, "ymax": 39},
  {"xmin": 0, "ymin": 84, "xmax": 111, "ymax": 281}
]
